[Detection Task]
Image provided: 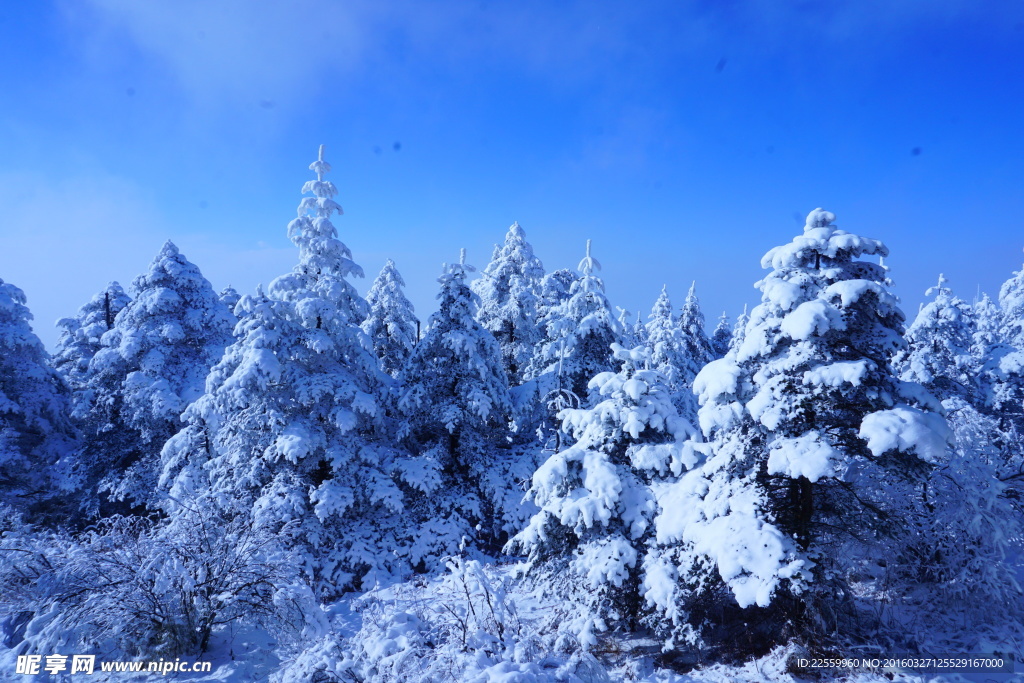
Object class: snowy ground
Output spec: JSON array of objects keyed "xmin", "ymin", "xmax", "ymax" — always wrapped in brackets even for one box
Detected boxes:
[{"xmin": 8, "ymin": 560, "xmax": 1017, "ymax": 683}]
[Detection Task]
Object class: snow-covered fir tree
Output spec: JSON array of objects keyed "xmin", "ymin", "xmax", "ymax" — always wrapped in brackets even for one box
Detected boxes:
[
  {"xmin": 894, "ymin": 274, "xmax": 978, "ymax": 403},
  {"xmin": 362, "ymin": 259, "xmax": 418, "ymax": 377},
  {"xmin": 511, "ymin": 344, "xmax": 696, "ymax": 646},
  {"xmin": 999, "ymin": 250, "xmax": 1024, "ymax": 348},
  {"xmin": 522, "ymin": 268, "xmax": 576, "ymax": 385},
  {"xmin": 52, "ymin": 281, "xmax": 131, "ymax": 407},
  {"xmin": 677, "ymin": 281, "xmax": 714, "ymax": 388},
  {"xmin": 711, "ymin": 311, "xmax": 732, "ymax": 358},
  {"xmin": 972, "ymin": 292, "xmax": 1004, "ymax": 358},
  {"xmin": 0, "ymin": 278, "xmax": 77, "ymax": 519},
  {"xmin": 529, "ymin": 240, "xmax": 621, "ymax": 401},
  {"xmin": 396, "ymin": 249, "xmax": 514, "ymax": 562},
  {"xmin": 471, "ymin": 222, "xmax": 545, "ymax": 384},
  {"xmin": 617, "ymin": 307, "xmax": 636, "ymax": 347},
  {"xmin": 534, "ymin": 268, "xmax": 575, "ymax": 326},
  {"xmin": 649, "ymin": 209, "xmax": 950, "ymax": 652},
  {"xmin": 162, "ymin": 146, "xmax": 399, "ymax": 597},
  {"xmin": 70, "ymin": 242, "xmax": 233, "ymax": 513},
  {"xmin": 161, "ymin": 290, "xmax": 403, "ymax": 596},
  {"xmin": 218, "ymin": 285, "xmax": 241, "ymax": 323},
  {"xmin": 728, "ymin": 304, "xmax": 749, "ymax": 353},
  {"xmin": 632, "ymin": 311, "xmax": 649, "ymax": 350},
  {"xmin": 644, "ymin": 286, "xmax": 695, "ymax": 419}
]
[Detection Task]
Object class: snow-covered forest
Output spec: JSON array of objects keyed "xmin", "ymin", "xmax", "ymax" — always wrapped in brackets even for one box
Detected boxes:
[{"xmin": 1, "ymin": 147, "xmax": 1022, "ymax": 682}]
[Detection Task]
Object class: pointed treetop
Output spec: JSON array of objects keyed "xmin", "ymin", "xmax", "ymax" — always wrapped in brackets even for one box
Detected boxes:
[
  {"xmin": 160, "ymin": 240, "xmax": 179, "ymax": 257},
  {"xmin": 687, "ymin": 280, "xmax": 697, "ymax": 297},
  {"xmin": 578, "ymin": 239, "xmax": 602, "ymax": 275},
  {"xmin": 460, "ymin": 247, "xmax": 466, "ymax": 267},
  {"xmin": 309, "ymin": 144, "xmax": 331, "ymax": 181}
]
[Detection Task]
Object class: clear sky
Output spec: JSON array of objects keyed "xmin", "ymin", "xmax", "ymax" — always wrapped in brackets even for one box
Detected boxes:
[{"xmin": 1, "ymin": 1, "xmax": 1023, "ymax": 349}]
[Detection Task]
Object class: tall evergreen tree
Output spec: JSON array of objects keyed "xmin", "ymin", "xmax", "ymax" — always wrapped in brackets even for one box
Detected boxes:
[
  {"xmin": 644, "ymin": 285, "xmax": 698, "ymax": 420},
  {"xmin": 983, "ymin": 264, "xmax": 1024, "ymax": 434},
  {"xmin": 711, "ymin": 311, "xmax": 732, "ymax": 359},
  {"xmin": 894, "ymin": 274, "xmax": 977, "ymax": 403},
  {"xmin": 645, "ymin": 286, "xmax": 683, "ymax": 380},
  {"xmin": 511, "ymin": 344, "xmax": 696, "ymax": 645},
  {"xmin": 617, "ymin": 307, "xmax": 636, "ymax": 348},
  {"xmin": 471, "ymin": 222, "xmax": 545, "ymax": 384},
  {"xmin": 728, "ymin": 304, "xmax": 750, "ymax": 353},
  {"xmin": 52, "ymin": 281, "xmax": 131, "ymax": 408},
  {"xmin": 649, "ymin": 209, "xmax": 950, "ymax": 650},
  {"xmin": 529, "ymin": 240, "xmax": 620, "ymax": 401},
  {"xmin": 218, "ymin": 285, "xmax": 241, "ymax": 324},
  {"xmin": 998, "ymin": 250, "xmax": 1024, "ymax": 347},
  {"xmin": 0, "ymin": 278, "xmax": 76, "ymax": 518},
  {"xmin": 632, "ymin": 311, "xmax": 649, "ymax": 350},
  {"xmin": 362, "ymin": 259, "xmax": 418, "ymax": 377},
  {"xmin": 677, "ymin": 281, "xmax": 714, "ymax": 388},
  {"xmin": 396, "ymin": 250, "xmax": 513, "ymax": 563},
  {"xmin": 162, "ymin": 146, "xmax": 398, "ymax": 596},
  {"xmin": 71, "ymin": 242, "xmax": 233, "ymax": 513}
]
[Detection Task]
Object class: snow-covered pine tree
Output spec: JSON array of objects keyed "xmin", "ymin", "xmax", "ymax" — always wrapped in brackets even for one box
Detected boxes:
[
  {"xmin": 162, "ymin": 146, "xmax": 400, "ymax": 597},
  {"xmin": 645, "ymin": 286, "xmax": 696, "ymax": 420},
  {"xmin": 535, "ymin": 268, "xmax": 575, "ymax": 324},
  {"xmin": 617, "ymin": 307, "xmax": 636, "ymax": 348},
  {"xmin": 218, "ymin": 285, "xmax": 241, "ymax": 318},
  {"xmin": 632, "ymin": 311, "xmax": 649, "ymax": 350},
  {"xmin": 525, "ymin": 268, "xmax": 576, "ymax": 382},
  {"xmin": 980, "ymin": 264, "xmax": 1024, "ymax": 436},
  {"xmin": 71, "ymin": 242, "xmax": 233, "ymax": 513},
  {"xmin": 972, "ymin": 292, "xmax": 1004, "ymax": 359},
  {"xmin": 362, "ymin": 259, "xmax": 418, "ymax": 377},
  {"xmin": 529, "ymin": 240, "xmax": 621, "ymax": 401},
  {"xmin": 999, "ymin": 250, "xmax": 1024, "ymax": 348},
  {"xmin": 510, "ymin": 344, "xmax": 696, "ymax": 646},
  {"xmin": 650, "ymin": 209, "xmax": 950, "ymax": 652},
  {"xmin": 396, "ymin": 249, "xmax": 514, "ymax": 563},
  {"xmin": 52, "ymin": 282, "xmax": 131, "ymax": 408},
  {"xmin": 471, "ymin": 222, "xmax": 545, "ymax": 384},
  {"xmin": 677, "ymin": 281, "xmax": 714, "ymax": 388},
  {"xmin": 727, "ymin": 304, "xmax": 749, "ymax": 353},
  {"xmin": 894, "ymin": 274, "xmax": 978, "ymax": 403},
  {"xmin": 711, "ymin": 311, "xmax": 732, "ymax": 359},
  {"xmin": 0, "ymin": 277, "xmax": 77, "ymax": 519}
]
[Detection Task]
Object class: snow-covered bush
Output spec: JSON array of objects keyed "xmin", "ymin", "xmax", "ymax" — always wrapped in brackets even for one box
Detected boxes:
[
  {"xmin": 0, "ymin": 501, "xmax": 322, "ymax": 661},
  {"xmin": 278, "ymin": 557, "xmax": 607, "ymax": 683}
]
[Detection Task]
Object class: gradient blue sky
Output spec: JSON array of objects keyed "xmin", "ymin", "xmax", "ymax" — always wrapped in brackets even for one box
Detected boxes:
[{"xmin": 2, "ymin": 0, "xmax": 1023, "ymax": 349}]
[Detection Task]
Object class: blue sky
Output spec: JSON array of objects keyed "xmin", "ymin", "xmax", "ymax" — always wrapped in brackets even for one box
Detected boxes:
[{"xmin": 1, "ymin": 0, "xmax": 1023, "ymax": 349}]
